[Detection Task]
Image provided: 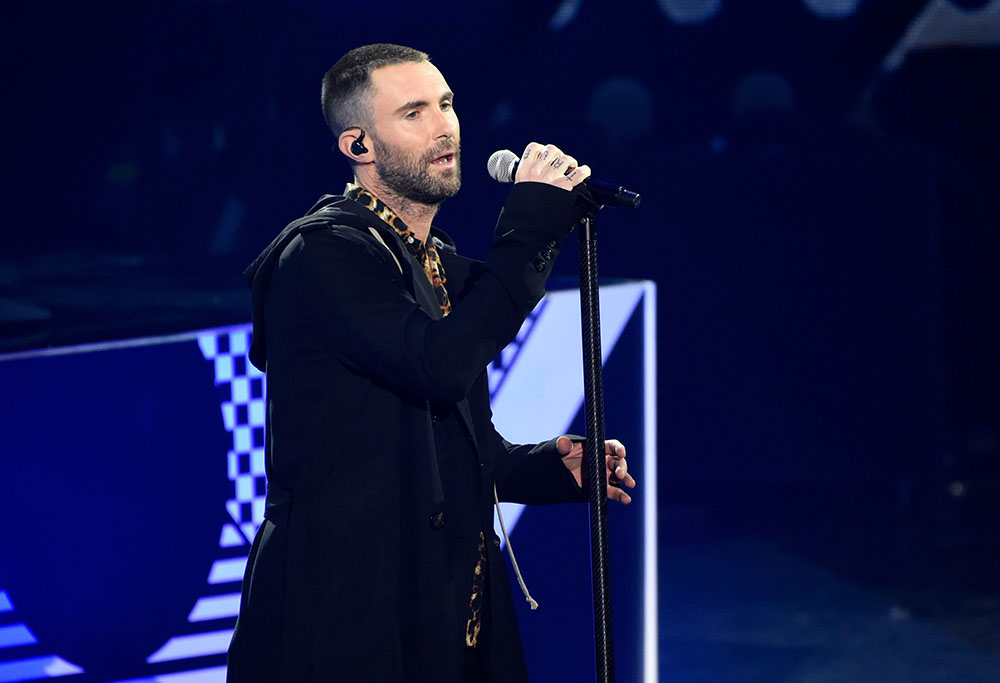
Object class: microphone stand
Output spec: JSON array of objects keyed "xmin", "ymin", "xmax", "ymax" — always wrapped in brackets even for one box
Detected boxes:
[
  {"xmin": 577, "ymin": 209, "xmax": 616, "ymax": 683},
  {"xmin": 574, "ymin": 180, "xmax": 638, "ymax": 683}
]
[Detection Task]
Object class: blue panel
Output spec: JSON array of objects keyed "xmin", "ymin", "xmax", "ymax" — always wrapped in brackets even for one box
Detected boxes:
[
  {"xmin": 0, "ymin": 593, "xmax": 11, "ymax": 613},
  {"xmin": 0, "ymin": 334, "xmax": 232, "ymax": 678}
]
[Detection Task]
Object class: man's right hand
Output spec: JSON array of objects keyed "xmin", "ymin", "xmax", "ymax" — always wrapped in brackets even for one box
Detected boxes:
[{"xmin": 515, "ymin": 142, "xmax": 592, "ymax": 191}]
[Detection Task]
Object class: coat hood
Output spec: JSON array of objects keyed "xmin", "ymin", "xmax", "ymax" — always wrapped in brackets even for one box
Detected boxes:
[{"xmin": 243, "ymin": 194, "xmax": 368, "ymax": 370}]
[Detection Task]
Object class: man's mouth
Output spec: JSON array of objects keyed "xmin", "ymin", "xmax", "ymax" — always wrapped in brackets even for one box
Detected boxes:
[{"xmin": 431, "ymin": 152, "xmax": 456, "ymax": 166}]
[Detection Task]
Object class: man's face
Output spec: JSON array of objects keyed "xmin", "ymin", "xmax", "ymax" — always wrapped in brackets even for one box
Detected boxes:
[{"xmin": 367, "ymin": 61, "xmax": 461, "ymax": 205}]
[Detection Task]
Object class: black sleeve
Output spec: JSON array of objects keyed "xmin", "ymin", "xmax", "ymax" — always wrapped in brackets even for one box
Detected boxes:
[
  {"xmin": 284, "ymin": 182, "xmax": 583, "ymax": 403},
  {"xmin": 493, "ymin": 435, "xmax": 587, "ymax": 505}
]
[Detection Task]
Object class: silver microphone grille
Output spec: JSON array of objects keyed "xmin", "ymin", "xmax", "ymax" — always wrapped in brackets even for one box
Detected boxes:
[{"xmin": 487, "ymin": 149, "xmax": 519, "ymax": 183}]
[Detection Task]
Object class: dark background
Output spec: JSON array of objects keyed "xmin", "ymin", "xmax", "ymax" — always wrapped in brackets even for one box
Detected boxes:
[{"xmin": 3, "ymin": 0, "xmax": 999, "ymax": 677}]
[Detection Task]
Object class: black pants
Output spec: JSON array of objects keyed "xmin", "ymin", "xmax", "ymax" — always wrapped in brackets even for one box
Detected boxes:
[{"xmin": 463, "ymin": 645, "xmax": 486, "ymax": 682}]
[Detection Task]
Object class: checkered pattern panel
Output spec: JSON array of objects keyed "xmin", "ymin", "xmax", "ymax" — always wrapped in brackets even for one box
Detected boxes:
[{"xmin": 198, "ymin": 327, "xmax": 267, "ymax": 542}]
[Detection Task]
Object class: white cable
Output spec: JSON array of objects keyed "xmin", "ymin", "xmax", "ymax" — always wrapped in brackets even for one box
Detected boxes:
[{"xmin": 494, "ymin": 485, "xmax": 538, "ymax": 610}]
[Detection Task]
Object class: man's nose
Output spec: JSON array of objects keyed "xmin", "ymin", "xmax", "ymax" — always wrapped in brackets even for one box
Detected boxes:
[{"xmin": 434, "ymin": 110, "xmax": 457, "ymax": 139}]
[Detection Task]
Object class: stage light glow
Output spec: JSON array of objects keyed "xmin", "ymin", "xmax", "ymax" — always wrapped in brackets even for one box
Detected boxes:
[
  {"xmin": 731, "ymin": 72, "xmax": 796, "ymax": 119},
  {"xmin": 587, "ymin": 77, "xmax": 654, "ymax": 143},
  {"xmin": 549, "ymin": 0, "xmax": 583, "ymax": 30},
  {"xmin": 802, "ymin": 0, "xmax": 860, "ymax": 19},
  {"xmin": 658, "ymin": 0, "xmax": 722, "ymax": 24}
]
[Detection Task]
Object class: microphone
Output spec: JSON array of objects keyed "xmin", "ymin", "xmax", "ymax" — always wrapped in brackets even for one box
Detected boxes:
[{"xmin": 487, "ymin": 149, "xmax": 640, "ymax": 209}]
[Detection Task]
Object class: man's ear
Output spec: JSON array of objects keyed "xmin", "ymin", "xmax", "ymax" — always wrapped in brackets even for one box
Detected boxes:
[{"xmin": 338, "ymin": 128, "xmax": 371, "ymax": 163}]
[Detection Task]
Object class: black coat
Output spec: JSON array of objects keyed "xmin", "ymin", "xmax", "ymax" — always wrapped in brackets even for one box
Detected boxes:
[{"xmin": 227, "ymin": 183, "xmax": 588, "ymax": 682}]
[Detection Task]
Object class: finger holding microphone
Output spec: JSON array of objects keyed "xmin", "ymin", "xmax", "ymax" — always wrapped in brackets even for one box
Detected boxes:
[
  {"xmin": 488, "ymin": 147, "xmax": 640, "ymax": 208},
  {"xmin": 513, "ymin": 142, "xmax": 592, "ymax": 190}
]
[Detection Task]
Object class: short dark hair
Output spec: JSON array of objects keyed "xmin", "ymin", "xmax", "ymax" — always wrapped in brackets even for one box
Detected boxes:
[{"xmin": 321, "ymin": 43, "xmax": 429, "ymax": 136}]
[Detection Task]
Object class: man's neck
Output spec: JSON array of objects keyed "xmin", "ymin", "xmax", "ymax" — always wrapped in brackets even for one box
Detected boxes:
[{"xmin": 356, "ymin": 177, "xmax": 438, "ymax": 243}]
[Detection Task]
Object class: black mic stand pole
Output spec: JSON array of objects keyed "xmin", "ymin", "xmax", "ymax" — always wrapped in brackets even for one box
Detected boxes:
[
  {"xmin": 577, "ymin": 209, "xmax": 615, "ymax": 683},
  {"xmin": 564, "ymin": 177, "xmax": 637, "ymax": 682}
]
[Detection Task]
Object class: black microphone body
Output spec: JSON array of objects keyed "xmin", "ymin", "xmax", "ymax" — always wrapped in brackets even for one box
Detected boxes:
[{"xmin": 487, "ymin": 149, "xmax": 640, "ymax": 209}]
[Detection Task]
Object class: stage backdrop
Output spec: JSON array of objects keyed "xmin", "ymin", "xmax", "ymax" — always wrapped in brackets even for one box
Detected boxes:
[{"xmin": 0, "ymin": 281, "xmax": 656, "ymax": 683}]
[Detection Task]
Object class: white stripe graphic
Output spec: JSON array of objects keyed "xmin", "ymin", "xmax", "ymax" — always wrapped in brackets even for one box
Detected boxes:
[
  {"xmin": 0, "ymin": 656, "xmax": 83, "ymax": 682},
  {"xmin": 0, "ymin": 624, "xmax": 36, "ymax": 649},
  {"xmin": 147, "ymin": 630, "xmax": 233, "ymax": 663},
  {"xmin": 155, "ymin": 665, "xmax": 228, "ymax": 683},
  {"xmin": 207, "ymin": 558, "xmax": 246, "ymax": 585},
  {"xmin": 640, "ymin": 282, "xmax": 659, "ymax": 683},
  {"xmin": 188, "ymin": 594, "xmax": 242, "ymax": 622}
]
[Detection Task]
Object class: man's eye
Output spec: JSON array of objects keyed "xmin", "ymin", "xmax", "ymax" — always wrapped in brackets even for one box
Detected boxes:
[
  {"xmin": 441, "ymin": 101, "xmax": 453, "ymax": 111},
  {"xmin": 405, "ymin": 111, "xmax": 419, "ymax": 120}
]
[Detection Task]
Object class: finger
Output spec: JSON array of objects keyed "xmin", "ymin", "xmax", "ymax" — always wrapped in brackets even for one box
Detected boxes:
[
  {"xmin": 516, "ymin": 142, "xmax": 542, "ymax": 182},
  {"xmin": 562, "ymin": 164, "xmax": 591, "ymax": 188},
  {"xmin": 606, "ymin": 455, "xmax": 623, "ymax": 485},
  {"xmin": 549, "ymin": 153, "xmax": 570, "ymax": 173},
  {"xmin": 611, "ymin": 456, "xmax": 627, "ymax": 479},
  {"xmin": 606, "ymin": 455, "xmax": 636, "ymax": 489},
  {"xmin": 556, "ymin": 435, "xmax": 574, "ymax": 456},
  {"xmin": 521, "ymin": 145, "xmax": 565, "ymax": 182},
  {"xmin": 616, "ymin": 463, "xmax": 636, "ymax": 489},
  {"xmin": 605, "ymin": 441, "xmax": 626, "ymax": 480},
  {"xmin": 546, "ymin": 154, "xmax": 577, "ymax": 182},
  {"xmin": 609, "ymin": 486, "xmax": 632, "ymax": 505},
  {"xmin": 555, "ymin": 153, "xmax": 577, "ymax": 171},
  {"xmin": 607, "ymin": 458, "xmax": 623, "ymax": 478},
  {"xmin": 537, "ymin": 144, "xmax": 562, "ymax": 163}
]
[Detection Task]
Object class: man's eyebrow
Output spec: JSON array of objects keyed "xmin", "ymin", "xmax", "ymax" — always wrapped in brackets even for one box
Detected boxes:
[{"xmin": 393, "ymin": 92, "xmax": 454, "ymax": 115}]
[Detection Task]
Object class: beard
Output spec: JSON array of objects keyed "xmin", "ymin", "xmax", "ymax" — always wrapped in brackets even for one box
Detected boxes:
[{"xmin": 372, "ymin": 136, "xmax": 462, "ymax": 206}]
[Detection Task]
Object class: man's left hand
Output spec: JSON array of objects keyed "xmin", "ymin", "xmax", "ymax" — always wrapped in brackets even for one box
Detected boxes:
[{"xmin": 556, "ymin": 436, "xmax": 635, "ymax": 505}]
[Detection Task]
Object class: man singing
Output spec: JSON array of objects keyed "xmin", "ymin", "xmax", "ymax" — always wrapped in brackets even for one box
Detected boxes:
[{"xmin": 229, "ymin": 43, "xmax": 636, "ymax": 682}]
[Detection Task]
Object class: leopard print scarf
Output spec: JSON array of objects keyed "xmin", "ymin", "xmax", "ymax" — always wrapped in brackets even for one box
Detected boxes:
[{"xmin": 346, "ymin": 183, "xmax": 452, "ymax": 318}]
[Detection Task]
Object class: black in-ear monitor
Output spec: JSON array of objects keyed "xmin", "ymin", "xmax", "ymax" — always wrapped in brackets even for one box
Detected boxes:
[{"xmin": 351, "ymin": 129, "xmax": 369, "ymax": 155}]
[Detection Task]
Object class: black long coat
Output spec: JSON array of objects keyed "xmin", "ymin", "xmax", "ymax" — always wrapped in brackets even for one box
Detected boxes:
[{"xmin": 227, "ymin": 183, "xmax": 588, "ymax": 682}]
